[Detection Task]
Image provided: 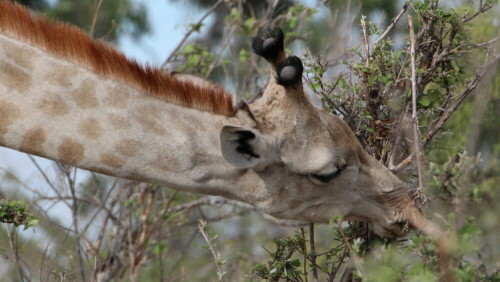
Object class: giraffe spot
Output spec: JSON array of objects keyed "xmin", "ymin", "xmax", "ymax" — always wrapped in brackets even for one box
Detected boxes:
[
  {"xmin": 151, "ymin": 154, "xmax": 188, "ymax": 173},
  {"xmin": 37, "ymin": 93, "xmax": 69, "ymax": 117},
  {"xmin": 45, "ymin": 64, "xmax": 77, "ymax": 87},
  {"xmin": 100, "ymin": 153, "xmax": 124, "ymax": 169},
  {"xmin": 135, "ymin": 105, "xmax": 166, "ymax": 135},
  {"xmin": 0, "ymin": 61, "xmax": 32, "ymax": 93},
  {"xmin": 289, "ymin": 199, "xmax": 302, "ymax": 210},
  {"xmin": 78, "ymin": 118, "xmax": 103, "ymax": 139},
  {"xmin": 278, "ymin": 187, "xmax": 289, "ymax": 199},
  {"xmin": 19, "ymin": 127, "xmax": 47, "ymax": 156},
  {"xmin": 115, "ymin": 139, "xmax": 141, "ymax": 157},
  {"xmin": 58, "ymin": 137, "xmax": 85, "ymax": 164},
  {"xmin": 0, "ymin": 100, "xmax": 21, "ymax": 143},
  {"xmin": 2, "ymin": 39, "xmax": 34, "ymax": 71},
  {"xmin": 72, "ymin": 80, "xmax": 98, "ymax": 109},
  {"xmin": 108, "ymin": 113, "xmax": 131, "ymax": 129},
  {"xmin": 108, "ymin": 85, "xmax": 130, "ymax": 108},
  {"xmin": 129, "ymin": 171, "xmax": 148, "ymax": 182}
]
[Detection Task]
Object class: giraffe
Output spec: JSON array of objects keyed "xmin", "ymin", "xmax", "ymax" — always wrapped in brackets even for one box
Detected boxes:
[{"xmin": 0, "ymin": 1, "xmax": 448, "ymax": 250}]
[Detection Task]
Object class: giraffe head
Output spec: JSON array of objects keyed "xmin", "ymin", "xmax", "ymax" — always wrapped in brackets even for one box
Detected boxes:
[{"xmin": 220, "ymin": 28, "xmax": 421, "ymax": 238}]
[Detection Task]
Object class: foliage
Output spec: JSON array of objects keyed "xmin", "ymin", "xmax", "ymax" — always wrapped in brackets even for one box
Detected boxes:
[
  {"xmin": 0, "ymin": 0, "xmax": 498, "ymax": 281},
  {"xmin": 174, "ymin": 44, "xmax": 218, "ymax": 76},
  {"xmin": 252, "ymin": 235, "xmax": 305, "ymax": 281},
  {"xmin": 0, "ymin": 199, "xmax": 38, "ymax": 230}
]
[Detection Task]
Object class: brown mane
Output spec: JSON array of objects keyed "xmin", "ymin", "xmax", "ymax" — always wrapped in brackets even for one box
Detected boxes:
[{"xmin": 0, "ymin": 1, "xmax": 234, "ymax": 115}]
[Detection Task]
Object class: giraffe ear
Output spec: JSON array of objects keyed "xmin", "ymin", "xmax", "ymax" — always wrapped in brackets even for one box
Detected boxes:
[{"xmin": 219, "ymin": 126, "xmax": 275, "ymax": 170}]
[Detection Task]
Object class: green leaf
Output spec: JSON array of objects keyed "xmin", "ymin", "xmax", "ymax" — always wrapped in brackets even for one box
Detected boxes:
[
  {"xmin": 183, "ymin": 44, "xmax": 194, "ymax": 53},
  {"xmin": 239, "ymin": 49, "xmax": 250, "ymax": 63},
  {"xmin": 459, "ymin": 223, "xmax": 480, "ymax": 236},
  {"xmin": 289, "ymin": 259, "xmax": 301, "ymax": 267},
  {"xmin": 418, "ymin": 97, "xmax": 431, "ymax": 107},
  {"xmin": 451, "ymin": 60, "xmax": 460, "ymax": 72},
  {"xmin": 243, "ymin": 18, "xmax": 256, "ymax": 33}
]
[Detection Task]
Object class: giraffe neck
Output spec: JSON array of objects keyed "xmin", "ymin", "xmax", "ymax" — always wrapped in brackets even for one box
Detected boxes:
[{"xmin": 0, "ymin": 33, "xmax": 260, "ymax": 202}]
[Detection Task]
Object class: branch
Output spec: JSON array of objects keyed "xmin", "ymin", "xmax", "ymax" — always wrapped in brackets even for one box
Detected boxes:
[
  {"xmin": 391, "ymin": 48, "xmax": 499, "ymax": 173},
  {"xmin": 6, "ymin": 227, "xmax": 26, "ymax": 280},
  {"xmin": 160, "ymin": 0, "xmax": 223, "ymax": 69},
  {"xmin": 360, "ymin": 16, "xmax": 370, "ymax": 67},
  {"xmin": 468, "ymin": 35, "xmax": 500, "ymax": 49},
  {"xmin": 422, "ymin": 54, "xmax": 499, "ymax": 146},
  {"xmin": 462, "ymin": 1, "xmax": 495, "ymax": 23},
  {"xmin": 374, "ymin": 2, "xmax": 409, "ymax": 46},
  {"xmin": 90, "ymin": 0, "xmax": 105, "ymax": 38},
  {"xmin": 204, "ymin": 25, "xmax": 235, "ymax": 78},
  {"xmin": 309, "ymin": 223, "xmax": 319, "ymax": 282},
  {"xmin": 168, "ymin": 196, "xmax": 309, "ymax": 227},
  {"xmin": 389, "ymin": 153, "xmax": 414, "ymax": 172},
  {"xmin": 408, "ymin": 15, "xmax": 425, "ymax": 198},
  {"xmin": 360, "ymin": 16, "xmax": 371, "ymax": 103},
  {"xmin": 198, "ymin": 220, "xmax": 226, "ymax": 281}
]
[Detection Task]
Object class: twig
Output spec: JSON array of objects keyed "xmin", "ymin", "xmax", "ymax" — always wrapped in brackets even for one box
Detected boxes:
[
  {"xmin": 160, "ymin": 0, "xmax": 223, "ymax": 69},
  {"xmin": 198, "ymin": 220, "xmax": 225, "ymax": 281},
  {"xmin": 360, "ymin": 16, "xmax": 371, "ymax": 104},
  {"xmin": 374, "ymin": 2, "xmax": 409, "ymax": 46},
  {"xmin": 391, "ymin": 48, "xmax": 498, "ymax": 173},
  {"xmin": 408, "ymin": 15, "xmax": 425, "ymax": 198},
  {"xmin": 469, "ymin": 35, "xmax": 500, "ymax": 49},
  {"xmin": 422, "ymin": 54, "xmax": 499, "ymax": 146},
  {"xmin": 126, "ymin": 213, "xmax": 137, "ymax": 282},
  {"xmin": 336, "ymin": 222, "xmax": 361, "ymax": 280},
  {"xmin": 300, "ymin": 228, "xmax": 308, "ymax": 282},
  {"xmin": 328, "ymin": 248, "xmax": 348, "ymax": 281},
  {"xmin": 462, "ymin": 0, "xmax": 495, "ymax": 23},
  {"xmin": 389, "ymin": 153, "xmax": 414, "ymax": 172},
  {"xmin": 6, "ymin": 226, "xmax": 26, "ymax": 280},
  {"xmin": 309, "ymin": 223, "xmax": 319, "ymax": 282},
  {"xmin": 90, "ymin": 0, "xmax": 105, "ymax": 38},
  {"xmin": 168, "ymin": 196, "xmax": 309, "ymax": 227},
  {"xmin": 360, "ymin": 16, "xmax": 370, "ymax": 67},
  {"xmin": 59, "ymin": 166, "xmax": 87, "ymax": 282},
  {"xmin": 204, "ymin": 25, "xmax": 236, "ymax": 78}
]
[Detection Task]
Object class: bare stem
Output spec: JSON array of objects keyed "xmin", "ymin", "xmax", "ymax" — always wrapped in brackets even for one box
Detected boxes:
[
  {"xmin": 309, "ymin": 223, "xmax": 319, "ymax": 282},
  {"xmin": 408, "ymin": 15, "xmax": 425, "ymax": 198},
  {"xmin": 300, "ymin": 228, "xmax": 308, "ymax": 282},
  {"xmin": 360, "ymin": 17, "xmax": 370, "ymax": 67},
  {"xmin": 90, "ymin": 0, "xmax": 105, "ymax": 38},
  {"xmin": 374, "ymin": 2, "xmax": 409, "ymax": 46},
  {"xmin": 198, "ymin": 220, "xmax": 225, "ymax": 281},
  {"xmin": 6, "ymin": 227, "xmax": 26, "ymax": 280}
]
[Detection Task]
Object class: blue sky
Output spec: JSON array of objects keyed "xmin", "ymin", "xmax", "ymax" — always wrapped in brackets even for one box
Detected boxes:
[{"xmin": 120, "ymin": 0, "xmax": 205, "ymax": 66}]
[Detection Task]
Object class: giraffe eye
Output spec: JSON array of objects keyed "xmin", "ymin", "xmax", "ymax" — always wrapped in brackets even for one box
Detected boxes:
[{"xmin": 310, "ymin": 169, "xmax": 341, "ymax": 183}]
